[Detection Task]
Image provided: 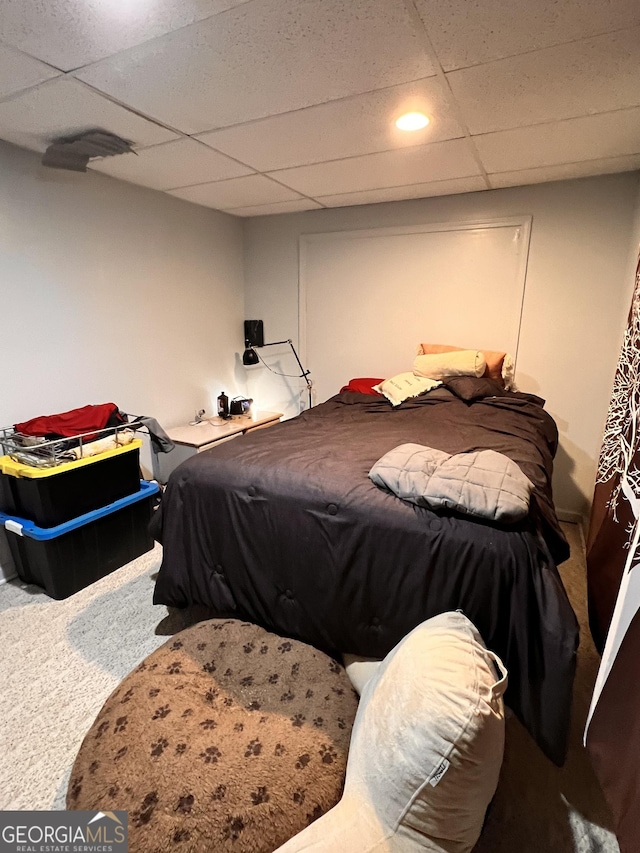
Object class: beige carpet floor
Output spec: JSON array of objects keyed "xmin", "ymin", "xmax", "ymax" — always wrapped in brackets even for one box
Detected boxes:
[
  {"xmin": 0, "ymin": 524, "xmax": 619, "ymax": 851},
  {"xmin": 472, "ymin": 522, "xmax": 619, "ymax": 852},
  {"xmin": 0, "ymin": 543, "xmax": 170, "ymax": 810}
]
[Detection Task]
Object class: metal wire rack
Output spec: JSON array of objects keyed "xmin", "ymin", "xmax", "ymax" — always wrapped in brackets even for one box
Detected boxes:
[{"xmin": 0, "ymin": 422, "xmax": 144, "ymax": 468}]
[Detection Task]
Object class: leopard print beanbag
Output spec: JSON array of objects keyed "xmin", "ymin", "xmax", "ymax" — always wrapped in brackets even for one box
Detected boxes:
[{"xmin": 67, "ymin": 619, "xmax": 358, "ymax": 852}]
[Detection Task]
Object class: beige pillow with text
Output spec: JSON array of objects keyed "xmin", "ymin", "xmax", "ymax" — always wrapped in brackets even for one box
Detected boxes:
[{"xmin": 373, "ymin": 372, "xmax": 442, "ymax": 406}]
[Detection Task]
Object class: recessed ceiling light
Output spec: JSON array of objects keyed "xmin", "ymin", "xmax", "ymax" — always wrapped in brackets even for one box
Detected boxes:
[{"xmin": 395, "ymin": 112, "xmax": 430, "ymax": 131}]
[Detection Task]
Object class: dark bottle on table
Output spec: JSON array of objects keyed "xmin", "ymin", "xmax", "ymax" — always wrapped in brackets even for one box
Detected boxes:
[{"xmin": 217, "ymin": 391, "xmax": 230, "ymax": 419}]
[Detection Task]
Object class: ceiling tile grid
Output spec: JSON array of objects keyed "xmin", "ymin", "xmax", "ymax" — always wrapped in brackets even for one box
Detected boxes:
[
  {"xmin": 225, "ymin": 198, "xmax": 324, "ymax": 217},
  {"xmin": 0, "ymin": 0, "xmax": 253, "ymax": 71},
  {"xmin": 0, "ymin": 77, "xmax": 178, "ymax": 153},
  {"xmin": 268, "ymin": 138, "xmax": 483, "ymax": 197},
  {"xmin": 474, "ymin": 108, "xmax": 640, "ymax": 174},
  {"xmin": 88, "ymin": 137, "xmax": 254, "ymax": 189},
  {"xmin": 446, "ymin": 27, "xmax": 640, "ymax": 135},
  {"xmin": 0, "ymin": 0, "xmax": 638, "ymax": 215},
  {"xmin": 196, "ymin": 77, "xmax": 465, "ymax": 172},
  {"xmin": 167, "ymin": 173, "xmax": 306, "ymax": 210},
  {"xmin": 413, "ymin": 0, "xmax": 640, "ymax": 72},
  {"xmin": 488, "ymin": 153, "xmax": 640, "ymax": 189},
  {"xmin": 73, "ymin": 0, "xmax": 436, "ymax": 134},
  {"xmin": 316, "ymin": 175, "xmax": 488, "ymax": 208},
  {"xmin": 0, "ymin": 43, "xmax": 60, "ymax": 100}
]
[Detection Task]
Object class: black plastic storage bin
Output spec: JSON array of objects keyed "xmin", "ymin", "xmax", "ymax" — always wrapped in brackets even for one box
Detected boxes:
[
  {"xmin": 0, "ymin": 441, "xmax": 142, "ymax": 527},
  {"xmin": 0, "ymin": 480, "xmax": 159, "ymax": 600}
]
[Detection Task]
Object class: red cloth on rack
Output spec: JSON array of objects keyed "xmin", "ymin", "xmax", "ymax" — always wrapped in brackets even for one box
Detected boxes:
[{"xmin": 15, "ymin": 403, "xmax": 123, "ymax": 438}]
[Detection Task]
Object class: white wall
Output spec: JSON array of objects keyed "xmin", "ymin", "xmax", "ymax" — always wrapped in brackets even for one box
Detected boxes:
[
  {"xmin": 299, "ymin": 218, "xmax": 530, "ymax": 403},
  {"xmin": 243, "ymin": 172, "xmax": 640, "ymax": 521},
  {"xmin": 0, "ymin": 140, "xmax": 245, "ymax": 580}
]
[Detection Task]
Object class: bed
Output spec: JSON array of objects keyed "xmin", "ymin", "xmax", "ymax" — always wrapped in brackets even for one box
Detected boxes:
[{"xmin": 151, "ymin": 377, "xmax": 578, "ymax": 766}]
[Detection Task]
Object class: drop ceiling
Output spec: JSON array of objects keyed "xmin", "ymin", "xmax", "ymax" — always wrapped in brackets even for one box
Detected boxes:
[{"xmin": 0, "ymin": 0, "xmax": 639, "ymax": 217}]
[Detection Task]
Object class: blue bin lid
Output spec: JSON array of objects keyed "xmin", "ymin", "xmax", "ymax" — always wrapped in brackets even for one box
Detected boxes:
[{"xmin": 0, "ymin": 479, "xmax": 159, "ymax": 540}]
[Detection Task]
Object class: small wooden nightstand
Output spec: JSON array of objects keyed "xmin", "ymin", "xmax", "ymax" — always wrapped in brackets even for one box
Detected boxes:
[{"xmin": 152, "ymin": 411, "xmax": 282, "ymax": 483}]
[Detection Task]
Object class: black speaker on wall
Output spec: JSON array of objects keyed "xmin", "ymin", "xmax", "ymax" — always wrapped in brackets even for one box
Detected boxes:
[{"xmin": 244, "ymin": 319, "xmax": 264, "ymax": 348}]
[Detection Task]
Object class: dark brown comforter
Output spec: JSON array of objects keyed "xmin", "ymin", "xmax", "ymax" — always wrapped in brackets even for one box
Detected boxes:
[{"xmin": 152, "ymin": 385, "xmax": 579, "ymax": 765}]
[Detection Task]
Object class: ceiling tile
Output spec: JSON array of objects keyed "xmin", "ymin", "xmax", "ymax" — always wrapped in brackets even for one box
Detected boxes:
[
  {"xmin": 88, "ymin": 137, "xmax": 253, "ymax": 189},
  {"xmin": 75, "ymin": 0, "xmax": 436, "ymax": 134},
  {"xmin": 0, "ymin": 44, "xmax": 60, "ymax": 99},
  {"xmin": 414, "ymin": 0, "xmax": 640, "ymax": 72},
  {"xmin": 316, "ymin": 176, "xmax": 488, "ymax": 207},
  {"xmin": 0, "ymin": 0, "xmax": 252, "ymax": 72},
  {"xmin": 0, "ymin": 77, "xmax": 177, "ymax": 153},
  {"xmin": 269, "ymin": 138, "xmax": 481, "ymax": 197},
  {"xmin": 488, "ymin": 154, "xmax": 640, "ymax": 189},
  {"xmin": 227, "ymin": 199, "xmax": 324, "ymax": 217},
  {"xmin": 474, "ymin": 108, "xmax": 640, "ymax": 173},
  {"xmin": 197, "ymin": 77, "xmax": 463, "ymax": 172},
  {"xmin": 167, "ymin": 174, "xmax": 304, "ymax": 209},
  {"xmin": 447, "ymin": 27, "xmax": 640, "ymax": 134}
]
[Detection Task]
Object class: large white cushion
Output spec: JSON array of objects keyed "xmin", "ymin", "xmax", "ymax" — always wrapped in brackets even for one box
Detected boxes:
[{"xmin": 275, "ymin": 611, "xmax": 507, "ymax": 853}]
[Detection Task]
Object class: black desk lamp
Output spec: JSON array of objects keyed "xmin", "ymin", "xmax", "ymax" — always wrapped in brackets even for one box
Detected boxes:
[{"xmin": 242, "ymin": 320, "xmax": 312, "ymax": 410}]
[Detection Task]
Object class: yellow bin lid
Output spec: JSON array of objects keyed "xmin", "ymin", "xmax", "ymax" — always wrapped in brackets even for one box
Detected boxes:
[{"xmin": 0, "ymin": 439, "xmax": 142, "ymax": 479}]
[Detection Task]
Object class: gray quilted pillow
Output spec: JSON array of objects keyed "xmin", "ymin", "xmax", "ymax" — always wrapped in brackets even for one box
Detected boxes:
[{"xmin": 369, "ymin": 443, "xmax": 533, "ymax": 522}]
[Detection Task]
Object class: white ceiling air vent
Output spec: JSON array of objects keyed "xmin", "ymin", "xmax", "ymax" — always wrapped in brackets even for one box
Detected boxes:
[{"xmin": 42, "ymin": 130, "xmax": 135, "ymax": 172}]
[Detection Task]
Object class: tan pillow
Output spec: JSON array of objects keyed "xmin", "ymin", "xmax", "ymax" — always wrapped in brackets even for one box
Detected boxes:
[
  {"xmin": 274, "ymin": 611, "xmax": 507, "ymax": 853},
  {"xmin": 414, "ymin": 349, "xmax": 486, "ymax": 381},
  {"xmin": 373, "ymin": 372, "xmax": 442, "ymax": 406},
  {"xmin": 415, "ymin": 343, "xmax": 460, "ymax": 356},
  {"xmin": 417, "ymin": 343, "xmax": 511, "ymax": 387},
  {"xmin": 480, "ymin": 350, "xmax": 510, "ymax": 385}
]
